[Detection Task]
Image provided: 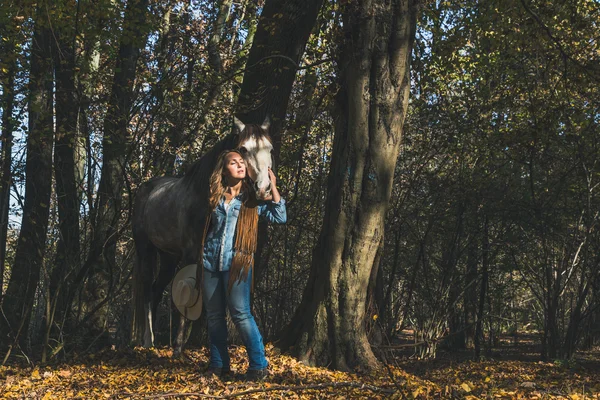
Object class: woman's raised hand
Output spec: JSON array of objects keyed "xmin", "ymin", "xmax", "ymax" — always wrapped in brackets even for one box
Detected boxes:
[
  {"xmin": 268, "ymin": 168, "xmax": 277, "ymax": 187},
  {"xmin": 268, "ymin": 168, "xmax": 281, "ymax": 203}
]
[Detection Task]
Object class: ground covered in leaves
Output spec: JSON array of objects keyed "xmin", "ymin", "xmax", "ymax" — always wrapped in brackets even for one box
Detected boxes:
[{"xmin": 1, "ymin": 341, "xmax": 599, "ymax": 399}]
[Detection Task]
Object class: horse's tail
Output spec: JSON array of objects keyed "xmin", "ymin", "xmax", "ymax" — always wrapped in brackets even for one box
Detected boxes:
[
  {"xmin": 132, "ymin": 243, "xmax": 145, "ymax": 346},
  {"xmin": 131, "ymin": 183, "xmax": 156, "ymax": 346}
]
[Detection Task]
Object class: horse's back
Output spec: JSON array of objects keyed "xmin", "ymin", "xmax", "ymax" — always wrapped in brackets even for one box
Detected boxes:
[{"xmin": 134, "ymin": 176, "xmax": 191, "ymax": 255}]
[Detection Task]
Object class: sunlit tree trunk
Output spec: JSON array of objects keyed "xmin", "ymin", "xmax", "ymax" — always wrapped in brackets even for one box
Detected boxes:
[{"xmin": 279, "ymin": 0, "xmax": 418, "ymax": 371}]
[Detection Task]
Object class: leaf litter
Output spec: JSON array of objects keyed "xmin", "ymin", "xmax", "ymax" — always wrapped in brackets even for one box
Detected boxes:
[{"xmin": 1, "ymin": 343, "xmax": 599, "ymax": 399}]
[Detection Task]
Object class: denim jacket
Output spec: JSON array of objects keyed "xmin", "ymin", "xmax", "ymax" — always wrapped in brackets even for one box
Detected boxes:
[{"xmin": 203, "ymin": 194, "xmax": 287, "ymax": 272}]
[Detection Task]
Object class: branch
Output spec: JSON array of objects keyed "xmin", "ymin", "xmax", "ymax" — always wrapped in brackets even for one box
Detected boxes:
[{"xmin": 519, "ymin": 0, "xmax": 600, "ymax": 81}]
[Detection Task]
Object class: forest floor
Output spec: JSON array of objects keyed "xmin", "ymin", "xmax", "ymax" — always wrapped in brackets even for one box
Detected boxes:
[{"xmin": 1, "ymin": 334, "xmax": 599, "ymax": 399}]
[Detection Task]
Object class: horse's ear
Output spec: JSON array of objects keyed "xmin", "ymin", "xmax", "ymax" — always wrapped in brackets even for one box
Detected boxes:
[
  {"xmin": 261, "ymin": 115, "xmax": 270, "ymax": 131},
  {"xmin": 234, "ymin": 116, "xmax": 245, "ymax": 133}
]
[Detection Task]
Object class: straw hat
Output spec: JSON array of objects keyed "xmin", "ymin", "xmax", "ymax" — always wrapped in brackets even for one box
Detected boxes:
[{"xmin": 171, "ymin": 264, "xmax": 203, "ymax": 320}]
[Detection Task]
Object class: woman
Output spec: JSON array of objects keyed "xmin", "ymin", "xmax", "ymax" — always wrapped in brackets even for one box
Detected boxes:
[{"xmin": 201, "ymin": 149, "xmax": 286, "ymax": 380}]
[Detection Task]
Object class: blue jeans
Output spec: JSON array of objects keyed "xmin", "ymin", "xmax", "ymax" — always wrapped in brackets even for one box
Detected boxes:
[{"xmin": 202, "ymin": 268, "xmax": 268, "ymax": 371}]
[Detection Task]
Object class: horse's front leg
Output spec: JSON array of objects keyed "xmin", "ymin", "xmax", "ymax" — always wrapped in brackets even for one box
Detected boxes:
[{"xmin": 174, "ymin": 316, "xmax": 189, "ymax": 357}]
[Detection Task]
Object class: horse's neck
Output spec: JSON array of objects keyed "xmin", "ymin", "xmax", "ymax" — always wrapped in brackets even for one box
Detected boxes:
[{"xmin": 183, "ymin": 133, "xmax": 238, "ymax": 193}]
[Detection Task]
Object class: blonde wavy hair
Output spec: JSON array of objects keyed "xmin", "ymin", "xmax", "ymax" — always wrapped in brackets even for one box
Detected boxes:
[{"xmin": 208, "ymin": 150, "xmax": 252, "ymax": 210}]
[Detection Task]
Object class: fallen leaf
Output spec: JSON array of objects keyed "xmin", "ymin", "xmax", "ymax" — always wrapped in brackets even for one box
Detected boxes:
[{"xmin": 520, "ymin": 381, "xmax": 536, "ymax": 389}]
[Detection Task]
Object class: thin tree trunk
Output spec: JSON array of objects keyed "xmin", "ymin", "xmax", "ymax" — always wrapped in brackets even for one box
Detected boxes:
[
  {"xmin": 207, "ymin": 0, "xmax": 233, "ymax": 75},
  {"xmin": 474, "ymin": 217, "xmax": 489, "ymax": 360},
  {"xmin": 44, "ymin": 1, "xmax": 82, "ymax": 361},
  {"xmin": 1, "ymin": 7, "xmax": 54, "ymax": 354},
  {"xmin": 464, "ymin": 236, "xmax": 478, "ymax": 349},
  {"xmin": 279, "ymin": 0, "xmax": 418, "ymax": 371}
]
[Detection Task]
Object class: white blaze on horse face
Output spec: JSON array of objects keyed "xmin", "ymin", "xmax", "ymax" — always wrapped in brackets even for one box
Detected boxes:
[{"xmin": 240, "ymin": 136, "xmax": 273, "ymax": 199}]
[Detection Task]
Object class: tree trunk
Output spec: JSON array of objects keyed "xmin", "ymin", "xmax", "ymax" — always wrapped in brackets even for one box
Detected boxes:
[
  {"xmin": 236, "ymin": 0, "xmax": 323, "ymax": 153},
  {"xmin": 207, "ymin": 0, "xmax": 233, "ymax": 75},
  {"xmin": 44, "ymin": 2, "xmax": 82, "ymax": 361},
  {"xmin": 464, "ymin": 235, "xmax": 478, "ymax": 349},
  {"xmin": 474, "ymin": 218, "xmax": 489, "ymax": 360},
  {"xmin": 278, "ymin": 0, "xmax": 418, "ymax": 371},
  {"xmin": 78, "ymin": 0, "xmax": 150, "ymax": 336},
  {"xmin": 0, "ymin": 11, "xmax": 19, "ymax": 304},
  {"xmin": 1, "ymin": 7, "xmax": 54, "ymax": 355}
]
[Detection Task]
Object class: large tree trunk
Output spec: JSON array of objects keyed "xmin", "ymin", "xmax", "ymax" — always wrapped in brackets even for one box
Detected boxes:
[
  {"xmin": 0, "ymin": 8, "xmax": 19, "ymax": 304},
  {"xmin": 0, "ymin": 7, "xmax": 54, "ymax": 355},
  {"xmin": 77, "ymin": 0, "xmax": 150, "ymax": 337},
  {"xmin": 236, "ymin": 0, "xmax": 323, "ymax": 150},
  {"xmin": 279, "ymin": 0, "xmax": 418, "ymax": 371}
]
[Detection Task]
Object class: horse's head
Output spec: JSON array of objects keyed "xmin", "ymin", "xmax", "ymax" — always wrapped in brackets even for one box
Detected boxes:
[{"xmin": 234, "ymin": 116, "xmax": 273, "ymax": 200}]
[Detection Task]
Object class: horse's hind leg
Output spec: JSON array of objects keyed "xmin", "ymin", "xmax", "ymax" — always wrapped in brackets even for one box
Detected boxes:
[
  {"xmin": 155, "ymin": 252, "xmax": 190, "ymax": 357},
  {"xmin": 143, "ymin": 247, "xmax": 159, "ymax": 348}
]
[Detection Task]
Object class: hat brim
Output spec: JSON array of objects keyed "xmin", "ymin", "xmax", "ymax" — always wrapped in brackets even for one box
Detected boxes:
[{"xmin": 172, "ymin": 264, "xmax": 203, "ymax": 321}]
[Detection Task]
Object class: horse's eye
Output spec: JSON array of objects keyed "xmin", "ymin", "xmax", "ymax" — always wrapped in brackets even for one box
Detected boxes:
[{"xmin": 239, "ymin": 147, "xmax": 247, "ymax": 154}]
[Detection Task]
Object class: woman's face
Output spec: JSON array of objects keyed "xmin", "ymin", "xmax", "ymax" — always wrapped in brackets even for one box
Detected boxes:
[{"xmin": 223, "ymin": 152, "xmax": 246, "ymax": 181}]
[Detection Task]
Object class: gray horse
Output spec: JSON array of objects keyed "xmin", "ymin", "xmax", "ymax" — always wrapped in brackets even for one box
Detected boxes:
[{"xmin": 132, "ymin": 117, "xmax": 273, "ymax": 351}]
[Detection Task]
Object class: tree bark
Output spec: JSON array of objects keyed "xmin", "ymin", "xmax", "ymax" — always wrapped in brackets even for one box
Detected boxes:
[
  {"xmin": 44, "ymin": 0, "xmax": 82, "ymax": 361},
  {"xmin": 464, "ymin": 236, "xmax": 478, "ymax": 349},
  {"xmin": 279, "ymin": 0, "xmax": 418, "ymax": 371},
  {"xmin": 235, "ymin": 0, "xmax": 323, "ymax": 154},
  {"xmin": 1, "ymin": 6, "xmax": 54, "ymax": 353},
  {"xmin": 474, "ymin": 217, "xmax": 489, "ymax": 360},
  {"xmin": 0, "ymin": 8, "xmax": 19, "ymax": 305}
]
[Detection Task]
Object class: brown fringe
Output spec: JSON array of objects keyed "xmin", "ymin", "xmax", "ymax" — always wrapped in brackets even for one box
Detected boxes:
[{"xmin": 228, "ymin": 196, "xmax": 259, "ymax": 292}]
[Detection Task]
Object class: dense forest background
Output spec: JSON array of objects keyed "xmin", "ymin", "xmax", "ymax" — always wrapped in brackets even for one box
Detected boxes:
[{"xmin": 1, "ymin": 0, "xmax": 599, "ymax": 373}]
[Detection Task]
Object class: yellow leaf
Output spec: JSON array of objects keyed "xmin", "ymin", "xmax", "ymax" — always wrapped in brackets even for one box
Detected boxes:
[
  {"xmin": 31, "ymin": 369, "xmax": 41, "ymax": 380},
  {"xmin": 461, "ymin": 382, "xmax": 472, "ymax": 392},
  {"xmin": 485, "ymin": 376, "xmax": 491, "ymax": 382},
  {"xmin": 373, "ymin": 314, "xmax": 378, "ymax": 320}
]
